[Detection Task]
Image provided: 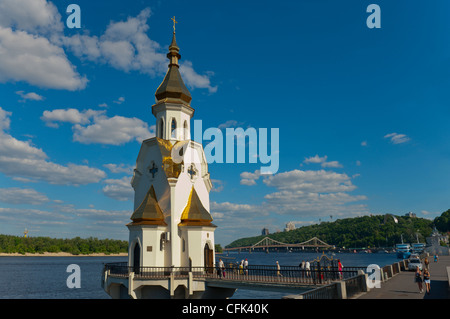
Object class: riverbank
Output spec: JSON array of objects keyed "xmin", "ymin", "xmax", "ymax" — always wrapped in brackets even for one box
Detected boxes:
[{"xmin": 0, "ymin": 252, "xmax": 128, "ymax": 257}]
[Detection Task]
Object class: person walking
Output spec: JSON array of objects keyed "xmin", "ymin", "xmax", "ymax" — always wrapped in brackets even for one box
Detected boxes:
[
  {"xmin": 424, "ymin": 257, "xmax": 429, "ymax": 270},
  {"xmin": 218, "ymin": 259, "xmax": 225, "ymax": 278},
  {"xmin": 414, "ymin": 266, "xmax": 423, "ymax": 293},
  {"xmin": 239, "ymin": 260, "xmax": 244, "ymax": 275},
  {"xmin": 244, "ymin": 258, "xmax": 248, "ymax": 275},
  {"xmin": 300, "ymin": 260, "xmax": 305, "ymax": 278},
  {"xmin": 423, "ymin": 268, "xmax": 431, "ymax": 295},
  {"xmin": 338, "ymin": 259, "xmax": 343, "ymax": 280},
  {"xmin": 305, "ymin": 260, "xmax": 311, "ymax": 277},
  {"xmin": 276, "ymin": 261, "xmax": 283, "ymax": 277}
]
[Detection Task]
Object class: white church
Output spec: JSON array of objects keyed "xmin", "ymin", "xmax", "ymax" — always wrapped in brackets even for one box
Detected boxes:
[{"xmin": 102, "ymin": 28, "xmax": 235, "ymax": 299}]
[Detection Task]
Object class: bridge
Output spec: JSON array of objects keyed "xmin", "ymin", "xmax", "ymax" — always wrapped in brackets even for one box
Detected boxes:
[
  {"xmin": 102, "ymin": 255, "xmax": 362, "ymax": 298},
  {"xmin": 223, "ymin": 236, "xmax": 333, "ymax": 252}
]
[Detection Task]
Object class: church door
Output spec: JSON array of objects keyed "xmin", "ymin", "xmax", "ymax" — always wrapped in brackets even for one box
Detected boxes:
[
  {"xmin": 133, "ymin": 243, "xmax": 140, "ymax": 274},
  {"xmin": 204, "ymin": 243, "xmax": 213, "ymax": 273}
]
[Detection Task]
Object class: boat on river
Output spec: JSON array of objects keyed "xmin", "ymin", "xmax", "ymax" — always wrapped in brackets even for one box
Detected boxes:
[{"xmin": 396, "ymin": 243, "xmax": 411, "ymax": 259}]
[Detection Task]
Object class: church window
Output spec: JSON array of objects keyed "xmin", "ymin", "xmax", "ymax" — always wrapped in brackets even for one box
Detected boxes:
[
  {"xmin": 171, "ymin": 118, "xmax": 177, "ymax": 138},
  {"xmin": 183, "ymin": 120, "xmax": 189, "ymax": 140},
  {"xmin": 159, "ymin": 118, "xmax": 164, "ymax": 138}
]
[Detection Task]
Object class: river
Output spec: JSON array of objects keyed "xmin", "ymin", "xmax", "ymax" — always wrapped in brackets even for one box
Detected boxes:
[{"xmin": 0, "ymin": 252, "xmax": 399, "ymax": 299}]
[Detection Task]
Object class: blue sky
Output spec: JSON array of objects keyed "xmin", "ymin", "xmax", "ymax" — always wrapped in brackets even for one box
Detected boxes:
[{"xmin": 0, "ymin": 0, "xmax": 449, "ymax": 246}]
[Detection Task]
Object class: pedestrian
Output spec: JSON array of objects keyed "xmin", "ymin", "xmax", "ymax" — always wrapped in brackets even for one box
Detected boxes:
[
  {"xmin": 300, "ymin": 260, "xmax": 305, "ymax": 278},
  {"xmin": 423, "ymin": 268, "xmax": 431, "ymax": 295},
  {"xmin": 244, "ymin": 258, "xmax": 248, "ymax": 275},
  {"xmin": 276, "ymin": 261, "xmax": 283, "ymax": 277},
  {"xmin": 414, "ymin": 266, "xmax": 423, "ymax": 293},
  {"xmin": 218, "ymin": 259, "xmax": 224, "ymax": 278},
  {"xmin": 338, "ymin": 259, "xmax": 343, "ymax": 279},
  {"xmin": 434, "ymin": 254, "xmax": 439, "ymax": 262},
  {"xmin": 305, "ymin": 260, "xmax": 311, "ymax": 277},
  {"xmin": 239, "ymin": 260, "xmax": 244, "ymax": 275},
  {"xmin": 424, "ymin": 257, "xmax": 429, "ymax": 270}
]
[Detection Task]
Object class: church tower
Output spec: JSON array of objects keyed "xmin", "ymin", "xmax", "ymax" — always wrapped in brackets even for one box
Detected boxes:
[{"xmin": 128, "ymin": 25, "xmax": 216, "ymax": 276}]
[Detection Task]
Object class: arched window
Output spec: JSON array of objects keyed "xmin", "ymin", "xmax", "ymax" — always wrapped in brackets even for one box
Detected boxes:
[
  {"xmin": 183, "ymin": 120, "xmax": 189, "ymax": 140},
  {"xmin": 159, "ymin": 118, "xmax": 164, "ymax": 138},
  {"xmin": 171, "ymin": 118, "xmax": 177, "ymax": 139}
]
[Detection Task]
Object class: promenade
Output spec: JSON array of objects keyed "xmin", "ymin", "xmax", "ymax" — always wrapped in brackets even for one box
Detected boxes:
[{"xmin": 357, "ymin": 255, "xmax": 450, "ymax": 299}]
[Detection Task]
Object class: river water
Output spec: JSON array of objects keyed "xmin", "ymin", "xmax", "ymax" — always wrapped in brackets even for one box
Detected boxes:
[{"xmin": 0, "ymin": 252, "xmax": 399, "ymax": 299}]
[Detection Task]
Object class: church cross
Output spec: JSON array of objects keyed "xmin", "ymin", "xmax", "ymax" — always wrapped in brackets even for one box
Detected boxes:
[
  {"xmin": 187, "ymin": 165, "xmax": 196, "ymax": 179},
  {"xmin": 171, "ymin": 16, "xmax": 178, "ymax": 32},
  {"xmin": 149, "ymin": 163, "xmax": 158, "ymax": 178}
]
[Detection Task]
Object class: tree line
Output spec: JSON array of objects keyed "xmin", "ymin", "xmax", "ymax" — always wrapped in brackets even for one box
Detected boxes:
[
  {"xmin": 0, "ymin": 235, "xmax": 128, "ymax": 255},
  {"xmin": 225, "ymin": 211, "xmax": 450, "ymax": 249}
]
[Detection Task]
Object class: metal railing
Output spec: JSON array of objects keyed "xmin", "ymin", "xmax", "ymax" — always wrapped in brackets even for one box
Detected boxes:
[{"xmin": 103, "ymin": 263, "xmax": 360, "ymax": 285}]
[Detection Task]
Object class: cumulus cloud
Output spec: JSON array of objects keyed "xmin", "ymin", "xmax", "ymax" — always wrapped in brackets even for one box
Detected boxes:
[
  {"xmin": 16, "ymin": 91, "xmax": 45, "ymax": 102},
  {"xmin": 0, "ymin": 0, "xmax": 63, "ymax": 34},
  {"xmin": 73, "ymin": 115, "xmax": 154, "ymax": 145},
  {"xmin": 41, "ymin": 108, "xmax": 155, "ymax": 145},
  {"xmin": 215, "ymin": 166, "xmax": 369, "ymax": 243},
  {"xmin": 103, "ymin": 163, "xmax": 134, "ymax": 174},
  {"xmin": 240, "ymin": 170, "xmax": 261, "ymax": 186},
  {"xmin": 41, "ymin": 108, "xmax": 105, "ymax": 127},
  {"xmin": 0, "ymin": 187, "xmax": 49, "ymax": 205},
  {"xmin": 0, "ymin": 107, "xmax": 106, "ymax": 185},
  {"xmin": 102, "ymin": 177, "xmax": 133, "ymax": 201},
  {"xmin": 61, "ymin": 8, "xmax": 217, "ymax": 93},
  {"xmin": 0, "ymin": 26, "xmax": 87, "ymax": 90},
  {"xmin": 384, "ymin": 132, "xmax": 410, "ymax": 144},
  {"xmin": 303, "ymin": 154, "xmax": 343, "ymax": 168}
]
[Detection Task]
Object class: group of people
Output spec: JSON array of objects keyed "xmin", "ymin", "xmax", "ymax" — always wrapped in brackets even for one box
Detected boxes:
[
  {"xmin": 298, "ymin": 260, "xmax": 312, "ymax": 277},
  {"xmin": 414, "ymin": 256, "xmax": 433, "ymax": 295},
  {"xmin": 217, "ymin": 258, "xmax": 249, "ymax": 278}
]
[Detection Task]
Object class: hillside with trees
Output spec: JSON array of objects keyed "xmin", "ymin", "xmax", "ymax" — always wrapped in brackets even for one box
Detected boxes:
[
  {"xmin": 434, "ymin": 209, "xmax": 450, "ymax": 233},
  {"xmin": 0, "ymin": 235, "xmax": 128, "ymax": 255},
  {"xmin": 225, "ymin": 213, "xmax": 445, "ymax": 249}
]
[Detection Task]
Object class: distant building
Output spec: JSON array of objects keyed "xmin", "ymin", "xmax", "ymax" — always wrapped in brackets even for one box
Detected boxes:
[
  {"xmin": 405, "ymin": 212, "xmax": 416, "ymax": 218},
  {"xmin": 284, "ymin": 222, "xmax": 296, "ymax": 232},
  {"xmin": 261, "ymin": 228, "xmax": 270, "ymax": 236}
]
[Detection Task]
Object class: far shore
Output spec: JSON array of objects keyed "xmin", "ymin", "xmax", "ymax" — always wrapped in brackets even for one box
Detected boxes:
[{"xmin": 0, "ymin": 252, "xmax": 128, "ymax": 257}]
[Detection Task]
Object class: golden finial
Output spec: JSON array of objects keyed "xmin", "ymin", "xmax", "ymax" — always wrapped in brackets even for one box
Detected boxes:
[{"xmin": 171, "ymin": 16, "xmax": 178, "ymax": 33}]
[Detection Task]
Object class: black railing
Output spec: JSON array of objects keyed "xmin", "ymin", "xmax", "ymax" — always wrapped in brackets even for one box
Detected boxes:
[{"xmin": 103, "ymin": 263, "xmax": 360, "ymax": 285}]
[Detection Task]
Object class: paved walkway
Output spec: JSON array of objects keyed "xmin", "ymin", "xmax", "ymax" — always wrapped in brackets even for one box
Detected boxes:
[{"xmin": 357, "ymin": 255, "xmax": 449, "ymax": 299}]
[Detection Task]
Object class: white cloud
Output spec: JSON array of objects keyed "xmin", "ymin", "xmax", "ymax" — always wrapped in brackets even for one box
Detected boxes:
[
  {"xmin": 102, "ymin": 177, "xmax": 133, "ymax": 201},
  {"xmin": 321, "ymin": 160, "xmax": 343, "ymax": 168},
  {"xmin": 16, "ymin": 91, "xmax": 45, "ymax": 102},
  {"xmin": 41, "ymin": 108, "xmax": 105, "ymax": 127},
  {"xmin": 73, "ymin": 115, "xmax": 154, "ymax": 145},
  {"xmin": 62, "ymin": 8, "xmax": 216, "ymax": 93},
  {"xmin": 0, "ymin": 26, "xmax": 87, "ymax": 90},
  {"xmin": 0, "ymin": 2, "xmax": 215, "ymax": 92},
  {"xmin": 240, "ymin": 170, "xmax": 261, "ymax": 186},
  {"xmin": 210, "ymin": 179, "xmax": 224, "ymax": 192},
  {"xmin": 0, "ymin": 0, "xmax": 63, "ymax": 34},
  {"xmin": 384, "ymin": 132, "xmax": 410, "ymax": 144},
  {"xmin": 303, "ymin": 154, "xmax": 327, "ymax": 164},
  {"xmin": 180, "ymin": 61, "xmax": 218, "ymax": 94},
  {"xmin": 103, "ymin": 163, "xmax": 134, "ymax": 174},
  {"xmin": 113, "ymin": 97, "xmax": 125, "ymax": 104},
  {"xmin": 41, "ymin": 108, "xmax": 154, "ymax": 145},
  {"xmin": 0, "ymin": 187, "xmax": 49, "ymax": 205},
  {"xmin": 303, "ymin": 154, "xmax": 343, "ymax": 168},
  {"xmin": 0, "ymin": 107, "xmax": 106, "ymax": 185}
]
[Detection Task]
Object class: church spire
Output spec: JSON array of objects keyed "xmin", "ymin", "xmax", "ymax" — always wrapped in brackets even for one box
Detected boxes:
[{"xmin": 154, "ymin": 17, "xmax": 192, "ymax": 105}]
